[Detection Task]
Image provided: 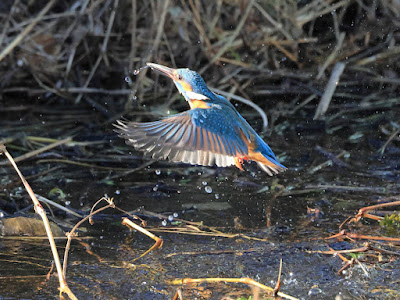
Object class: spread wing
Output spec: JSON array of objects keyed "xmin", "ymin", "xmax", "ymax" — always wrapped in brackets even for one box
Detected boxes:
[{"xmin": 114, "ymin": 107, "xmax": 249, "ymax": 167}]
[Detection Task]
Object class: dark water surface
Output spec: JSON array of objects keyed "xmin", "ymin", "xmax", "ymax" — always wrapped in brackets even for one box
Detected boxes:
[{"xmin": 1, "ymin": 112, "xmax": 399, "ymax": 299}]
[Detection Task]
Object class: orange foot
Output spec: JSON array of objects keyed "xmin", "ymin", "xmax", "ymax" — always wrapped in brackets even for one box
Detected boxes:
[{"xmin": 234, "ymin": 157, "xmax": 247, "ymax": 171}]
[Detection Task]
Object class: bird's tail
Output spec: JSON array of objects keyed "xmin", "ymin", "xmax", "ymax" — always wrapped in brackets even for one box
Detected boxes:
[
  {"xmin": 256, "ymin": 159, "xmax": 286, "ymax": 176},
  {"xmin": 249, "ymin": 136, "xmax": 286, "ymax": 176}
]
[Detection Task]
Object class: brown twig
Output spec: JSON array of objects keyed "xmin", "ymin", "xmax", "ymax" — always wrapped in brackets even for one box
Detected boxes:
[
  {"xmin": 63, "ymin": 197, "xmax": 115, "ymax": 278},
  {"xmin": 351, "ymin": 200, "xmax": 400, "ymax": 223},
  {"xmin": 122, "ymin": 217, "xmax": 163, "ymax": 260},
  {"xmin": 169, "ymin": 277, "xmax": 298, "ymax": 300},
  {"xmin": 325, "ymin": 229, "xmax": 400, "ymax": 243}
]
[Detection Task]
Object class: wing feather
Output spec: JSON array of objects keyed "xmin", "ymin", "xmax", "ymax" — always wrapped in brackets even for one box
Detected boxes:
[{"xmin": 115, "ymin": 108, "xmax": 249, "ymax": 168}]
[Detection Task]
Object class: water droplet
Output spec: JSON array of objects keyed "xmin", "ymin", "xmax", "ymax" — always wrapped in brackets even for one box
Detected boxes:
[
  {"xmin": 124, "ymin": 76, "xmax": 131, "ymax": 83},
  {"xmin": 215, "ymin": 194, "xmax": 219, "ymax": 199},
  {"xmin": 153, "ymin": 185, "xmax": 158, "ymax": 192},
  {"xmin": 168, "ymin": 215, "xmax": 173, "ymax": 221},
  {"xmin": 173, "ymin": 212, "xmax": 178, "ymax": 218},
  {"xmin": 161, "ymin": 220, "xmax": 167, "ymax": 226},
  {"xmin": 202, "ymin": 181, "xmax": 207, "ymax": 186},
  {"xmin": 115, "ymin": 190, "xmax": 120, "ymax": 195},
  {"xmin": 65, "ymin": 201, "xmax": 71, "ymax": 206},
  {"xmin": 155, "ymin": 169, "xmax": 161, "ymax": 175},
  {"xmin": 133, "ymin": 65, "xmax": 149, "ymax": 75},
  {"xmin": 205, "ymin": 186, "xmax": 212, "ymax": 193},
  {"xmin": 132, "ymin": 95, "xmax": 137, "ymax": 101}
]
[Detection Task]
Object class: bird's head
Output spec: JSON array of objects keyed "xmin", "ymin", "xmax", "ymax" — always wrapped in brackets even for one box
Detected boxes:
[{"xmin": 147, "ymin": 63, "xmax": 214, "ymax": 105}]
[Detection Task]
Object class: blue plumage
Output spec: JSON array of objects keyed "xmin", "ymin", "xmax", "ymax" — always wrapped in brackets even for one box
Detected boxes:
[{"xmin": 115, "ymin": 62, "xmax": 286, "ymax": 175}]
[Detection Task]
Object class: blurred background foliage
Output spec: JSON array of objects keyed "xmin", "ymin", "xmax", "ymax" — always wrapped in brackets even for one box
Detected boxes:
[{"xmin": 0, "ymin": 0, "xmax": 399, "ymax": 122}]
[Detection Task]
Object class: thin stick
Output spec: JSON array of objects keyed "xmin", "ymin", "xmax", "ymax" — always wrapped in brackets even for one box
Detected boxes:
[
  {"xmin": 0, "ymin": 144, "xmax": 76, "ymax": 299},
  {"xmin": 0, "ymin": 0, "xmax": 56, "ymax": 62},
  {"xmin": 274, "ymin": 258, "xmax": 283, "ymax": 295},
  {"xmin": 379, "ymin": 128, "xmax": 400, "ymax": 154},
  {"xmin": 63, "ymin": 197, "xmax": 115, "ymax": 278},
  {"xmin": 170, "ymin": 277, "xmax": 298, "ymax": 300},
  {"xmin": 35, "ymin": 194, "xmax": 83, "ymax": 218},
  {"xmin": 314, "ymin": 62, "xmax": 346, "ymax": 120},
  {"xmin": 122, "ymin": 217, "xmax": 163, "ymax": 260},
  {"xmin": 352, "ymin": 199, "xmax": 400, "ymax": 223},
  {"xmin": 0, "ymin": 137, "xmax": 72, "ymax": 165}
]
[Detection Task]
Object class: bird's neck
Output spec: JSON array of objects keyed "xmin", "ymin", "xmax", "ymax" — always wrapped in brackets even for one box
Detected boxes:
[{"xmin": 188, "ymin": 99, "xmax": 211, "ymax": 109}]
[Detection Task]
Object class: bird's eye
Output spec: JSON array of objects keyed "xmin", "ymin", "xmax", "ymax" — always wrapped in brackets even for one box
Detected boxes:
[{"xmin": 176, "ymin": 74, "xmax": 183, "ymax": 80}]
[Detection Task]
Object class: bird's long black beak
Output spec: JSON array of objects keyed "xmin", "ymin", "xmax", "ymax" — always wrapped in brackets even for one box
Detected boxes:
[{"xmin": 146, "ymin": 62, "xmax": 176, "ymax": 80}]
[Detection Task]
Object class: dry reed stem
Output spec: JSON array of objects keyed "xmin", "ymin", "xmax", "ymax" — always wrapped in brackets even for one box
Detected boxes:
[
  {"xmin": 188, "ymin": 0, "xmax": 213, "ymax": 54},
  {"xmin": 0, "ymin": 0, "xmax": 55, "ymax": 62},
  {"xmin": 199, "ymin": 0, "xmax": 255, "ymax": 74},
  {"xmin": 169, "ymin": 276, "xmax": 298, "ymax": 300},
  {"xmin": 274, "ymin": 258, "xmax": 283, "ymax": 296},
  {"xmin": 314, "ymin": 62, "xmax": 346, "ymax": 120},
  {"xmin": 35, "ymin": 194, "xmax": 83, "ymax": 218},
  {"xmin": 253, "ymin": 2, "xmax": 293, "ymax": 41},
  {"xmin": 74, "ymin": 0, "xmax": 119, "ymax": 104},
  {"xmin": 122, "ymin": 217, "xmax": 163, "ymax": 261},
  {"xmin": 0, "ymin": 144, "xmax": 77, "ymax": 300},
  {"xmin": 295, "ymin": 0, "xmax": 350, "ymax": 27},
  {"xmin": 0, "ymin": 137, "xmax": 72, "ymax": 165}
]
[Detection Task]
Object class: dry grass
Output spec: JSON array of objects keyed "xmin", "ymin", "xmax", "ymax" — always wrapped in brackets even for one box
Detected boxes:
[{"xmin": 0, "ymin": 0, "xmax": 399, "ymax": 116}]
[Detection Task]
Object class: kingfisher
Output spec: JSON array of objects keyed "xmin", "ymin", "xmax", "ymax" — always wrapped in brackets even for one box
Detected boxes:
[{"xmin": 115, "ymin": 63, "xmax": 286, "ymax": 175}]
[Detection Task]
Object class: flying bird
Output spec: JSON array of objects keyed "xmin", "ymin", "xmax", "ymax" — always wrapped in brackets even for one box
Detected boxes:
[{"xmin": 115, "ymin": 63, "xmax": 286, "ymax": 175}]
